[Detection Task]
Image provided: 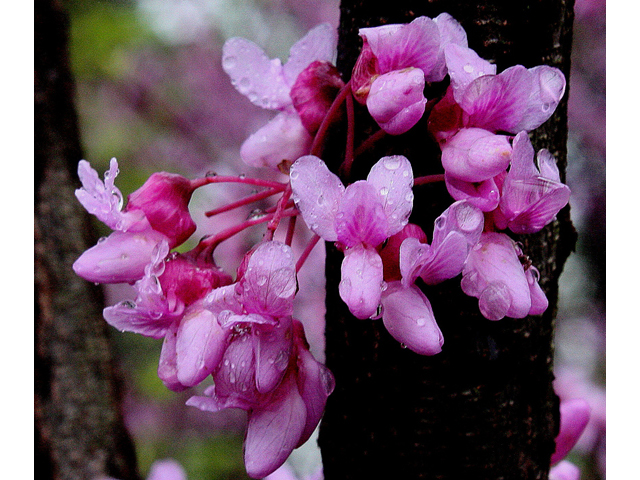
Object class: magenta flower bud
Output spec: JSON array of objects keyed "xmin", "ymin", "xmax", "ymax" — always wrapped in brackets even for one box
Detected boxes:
[
  {"xmin": 441, "ymin": 128, "xmax": 512, "ymax": 182},
  {"xmin": 290, "ymin": 60, "xmax": 344, "ymax": 134},
  {"xmin": 366, "ymin": 69, "xmax": 427, "ymax": 135},
  {"xmin": 127, "ymin": 172, "xmax": 197, "ymax": 248}
]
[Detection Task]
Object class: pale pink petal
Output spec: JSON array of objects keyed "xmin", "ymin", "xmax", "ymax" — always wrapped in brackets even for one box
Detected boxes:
[
  {"xmin": 186, "ymin": 385, "xmax": 254, "ymax": 412},
  {"xmin": 103, "ymin": 297, "xmax": 177, "ymax": 339},
  {"xmin": 240, "ymin": 112, "xmax": 313, "ymax": 169},
  {"xmin": 335, "ymin": 181, "xmax": 388, "ymax": 248},
  {"xmin": 73, "ymin": 228, "xmax": 169, "ymax": 284},
  {"xmin": 290, "ymin": 155, "xmax": 345, "ymax": 242},
  {"xmin": 381, "ymin": 281, "xmax": 443, "ymax": 355},
  {"xmin": 549, "ymin": 461, "xmax": 581, "ymax": 480},
  {"xmin": 444, "ymin": 44, "xmax": 496, "ymax": 103},
  {"xmin": 445, "ymin": 174, "xmax": 501, "ymax": 212},
  {"xmin": 240, "ymin": 241, "xmax": 297, "ymax": 318},
  {"xmin": 255, "ymin": 317, "xmax": 293, "ymax": 394},
  {"xmin": 263, "ymin": 463, "xmax": 299, "ymax": 480},
  {"xmin": 339, "ymin": 245, "xmax": 384, "ymax": 319},
  {"xmin": 378, "ymin": 223, "xmax": 428, "ymax": 282},
  {"xmin": 283, "ymin": 23, "xmax": 338, "ymax": 86},
  {"xmin": 244, "ymin": 376, "xmax": 307, "ymax": 478},
  {"xmin": 441, "ymin": 128, "xmax": 512, "ymax": 182},
  {"xmin": 537, "ymin": 149, "xmax": 562, "ymax": 182},
  {"xmin": 461, "ymin": 65, "xmax": 532, "ymax": 132},
  {"xmin": 214, "ymin": 331, "xmax": 258, "ymax": 402},
  {"xmin": 362, "ymin": 16, "xmax": 441, "ymax": 77},
  {"xmin": 175, "ymin": 307, "xmax": 228, "ymax": 387},
  {"xmin": 293, "ymin": 320, "xmax": 334, "ymax": 446},
  {"xmin": 146, "ymin": 459, "xmax": 187, "ymax": 480},
  {"xmin": 366, "ymin": 155, "xmax": 414, "ymax": 236},
  {"xmin": 512, "ymin": 66, "xmax": 566, "ymax": 132},
  {"xmin": 222, "ymin": 37, "xmax": 291, "ymax": 110},
  {"xmin": 551, "ymin": 398, "xmax": 591, "ymax": 465},
  {"xmin": 432, "ymin": 13, "xmax": 469, "ymax": 82},
  {"xmin": 157, "ymin": 322, "xmax": 187, "ymax": 392},
  {"xmin": 366, "ymin": 69, "xmax": 427, "ymax": 135},
  {"xmin": 204, "ymin": 284, "xmax": 244, "ymax": 317},
  {"xmin": 461, "ymin": 232, "xmax": 531, "ymax": 320},
  {"xmin": 418, "ymin": 233, "xmax": 471, "ymax": 285},
  {"xmin": 431, "ymin": 200, "xmax": 484, "ymax": 250},
  {"xmin": 75, "ymin": 159, "xmax": 146, "ymax": 232}
]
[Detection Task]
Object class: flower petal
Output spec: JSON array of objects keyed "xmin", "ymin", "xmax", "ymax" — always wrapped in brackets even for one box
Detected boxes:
[
  {"xmin": 335, "ymin": 181, "xmax": 388, "ymax": 248},
  {"xmin": 366, "ymin": 155, "xmax": 414, "ymax": 236},
  {"xmin": 338, "ymin": 245, "xmax": 384, "ymax": 319},
  {"xmin": 444, "ymin": 44, "xmax": 496, "ymax": 104},
  {"xmin": 240, "ymin": 112, "xmax": 313, "ymax": 170},
  {"xmin": 551, "ymin": 398, "xmax": 591, "ymax": 465},
  {"xmin": 290, "ymin": 155, "xmax": 345, "ymax": 242},
  {"xmin": 222, "ymin": 37, "xmax": 291, "ymax": 110},
  {"xmin": 244, "ymin": 375, "xmax": 307, "ymax": 478},
  {"xmin": 381, "ymin": 281, "xmax": 443, "ymax": 355},
  {"xmin": 444, "ymin": 174, "xmax": 500, "ymax": 212},
  {"xmin": 283, "ymin": 23, "xmax": 338, "ymax": 86},
  {"xmin": 255, "ymin": 317, "xmax": 293, "ymax": 394}
]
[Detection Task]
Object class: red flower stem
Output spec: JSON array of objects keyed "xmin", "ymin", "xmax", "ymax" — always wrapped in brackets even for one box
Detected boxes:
[
  {"xmin": 354, "ymin": 128, "xmax": 387, "ymax": 158},
  {"xmin": 413, "ymin": 174, "xmax": 445, "ymax": 186},
  {"xmin": 264, "ymin": 199, "xmax": 295, "ymax": 214},
  {"xmin": 285, "ymin": 215, "xmax": 297, "ymax": 246},
  {"xmin": 191, "ymin": 175, "xmax": 287, "ymax": 190},
  {"xmin": 310, "ymin": 80, "xmax": 352, "ymax": 158},
  {"xmin": 265, "ymin": 184, "xmax": 293, "ymax": 241},
  {"xmin": 204, "ymin": 188, "xmax": 281, "ymax": 217},
  {"xmin": 199, "ymin": 209, "xmax": 298, "ymax": 251},
  {"xmin": 340, "ymin": 89, "xmax": 356, "ymax": 180},
  {"xmin": 295, "ymin": 234, "xmax": 322, "ymax": 273}
]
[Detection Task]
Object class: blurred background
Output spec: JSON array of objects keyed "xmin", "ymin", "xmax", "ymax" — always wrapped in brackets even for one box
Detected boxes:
[{"xmin": 64, "ymin": 0, "xmax": 605, "ymax": 478}]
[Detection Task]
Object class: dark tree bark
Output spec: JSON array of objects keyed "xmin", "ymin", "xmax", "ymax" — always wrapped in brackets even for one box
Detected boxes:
[
  {"xmin": 319, "ymin": 1, "xmax": 576, "ymax": 479},
  {"xmin": 35, "ymin": 1, "xmax": 140, "ymax": 479}
]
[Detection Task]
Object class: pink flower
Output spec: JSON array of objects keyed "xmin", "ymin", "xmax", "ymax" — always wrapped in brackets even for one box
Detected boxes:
[
  {"xmin": 494, "ymin": 132, "xmax": 571, "ymax": 234},
  {"xmin": 548, "ymin": 398, "xmax": 591, "ymax": 480},
  {"xmin": 352, "ymin": 14, "xmax": 467, "ymax": 134},
  {"xmin": 460, "ymin": 232, "xmax": 547, "ymax": 320},
  {"xmin": 379, "ymin": 201, "xmax": 483, "ymax": 354},
  {"xmin": 223, "ymin": 24, "xmax": 338, "ymax": 169},
  {"xmin": 290, "ymin": 155, "xmax": 414, "ymax": 319},
  {"xmin": 73, "ymin": 159, "xmax": 199, "ymax": 284}
]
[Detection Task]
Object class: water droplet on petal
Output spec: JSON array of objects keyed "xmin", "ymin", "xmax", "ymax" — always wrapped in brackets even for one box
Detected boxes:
[
  {"xmin": 239, "ymin": 78, "xmax": 251, "ymax": 89},
  {"xmin": 256, "ymin": 275, "xmax": 267, "ymax": 286},
  {"xmin": 463, "ymin": 63, "xmax": 474, "ymax": 74},
  {"xmin": 416, "ymin": 318, "xmax": 426, "ymax": 327},
  {"xmin": 383, "ymin": 157, "xmax": 402, "ymax": 170},
  {"xmin": 380, "ymin": 187, "xmax": 389, "ymax": 196},
  {"xmin": 222, "ymin": 55, "xmax": 237, "ymax": 70},
  {"xmin": 542, "ymin": 103, "xmax": 551, "ymax": 112}
]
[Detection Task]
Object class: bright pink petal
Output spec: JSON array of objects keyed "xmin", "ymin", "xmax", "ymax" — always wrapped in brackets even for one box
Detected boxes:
[
  {"xmin": 444, "ymin": 173, "xmax": 501, "ymax": 212},
  {"xmin": 339, "ymin": 245, "xmax": 384, "ymax": 319},
  {"xmin": 175, "ymin": 307, "xmax": 228, "ymax": 387},
  {"xmin": 461, "ymin": 65, "xmax": 532, "ymax": 132},
  {"xmin": 362, "ymin": 16, "xmax": 441, "ymax": 77},
  {"xmin": 431, "ymin": 200, "xmax": 484, "ymax": 250},
  {"xmin": 103, "ymin": 297, "xmax": 177, "ymax": 339},
  {"xmin": 431, "ymin": 12, "xmax": 469, "ymax": 82},
  {"xmin": 381, "ymin": 281, "xmax": 443, "ymax": 355},
  {"xmin": 441, "ymin": 128, "xmax": 512, "ymax": 182},
  {"xmin": 512, "ymin": 66, "xmax": 566, "ymax": 132},
  {"xmin": 366, "ymin": 155, "xmax": 414, "ymax": 236},
  {"xmin": 244, "ymin": 375, "xmax": 307, "ymax": 478},
  {"xmin": 335, "ymin": 181, "xmax": 388, "ymax": 248},
  {"xmin": 255, "ymin": 317, "xmax": 293, "ymax": 394},
  {"xmin": 283, "ymin": 23, "xmax": 338, "ymax": 86},
  {"xmin": 214, "ymin": 331, "xmax": 258, "ymax": 403},
  {"xmin": 366, "ymin": 69, "xmax": 427, "ymax": 135},
  {"xmin": 222, "ymin": 37, "xmax": 291, "ymax": 110},
  {"xmin": 240, "ymin": 241, "xmax": 297, "ymax": 318},
  {"xmin": 73, "ymin": 228, "xmax": 169, "ymax": 284},
  {"xmin": 526, "ymin": 267, "xmax": 548, "ymax": 316},
  {"xmin": 204, "ymin": 283, "xmax": 244, "ymax": 317},
  {"xmin": 240, "ymin": 112, "xmax": 313, "ymax": 170},
  {"xmin": 444, "ymin": 44, "xmax": 496, "ymax": 103},
  {"xmin": 551, "ymin": 398, "xmax": 591, "ymax": 465},
  {"xmin": 461, "ymin": 232, "xmax": 531, "ymax": 320},
  {"xmin": 290, "ymin": 155, "xmax": 345, "ymax": 242}
]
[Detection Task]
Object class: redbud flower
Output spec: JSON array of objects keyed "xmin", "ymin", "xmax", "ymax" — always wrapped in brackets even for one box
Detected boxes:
[{"xmin": 290, "ymin": 155, "xmax": 414, "ymax": 319}]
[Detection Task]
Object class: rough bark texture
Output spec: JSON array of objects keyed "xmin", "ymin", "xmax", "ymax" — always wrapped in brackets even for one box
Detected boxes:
[
  {"xmin": 34, "ymin": 1, "xmax": 140, "ymax": 479},
  {"xmin": 319, "ymin": 1, "xmax": 576, "ymax": 479}
]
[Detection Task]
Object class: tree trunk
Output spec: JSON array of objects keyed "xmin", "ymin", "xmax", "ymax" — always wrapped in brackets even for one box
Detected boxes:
[
  {"xmin": 319, "ymin": 1, "xmax": 576, "ymax": 479},
  {"xmin": 34, "ymin": 1, "xmax": 140, "ymax": 479}
]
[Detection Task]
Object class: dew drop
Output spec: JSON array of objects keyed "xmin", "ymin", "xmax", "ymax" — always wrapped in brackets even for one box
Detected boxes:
[
  {"xmin": 416, "ymin": 318, "xmax": 426, "ymax": 327},
  {"xmin": 317, "ymin": 195, "xmax": 325, "ymax": 206},
  {"xmin": 541, "ymin": 103, "xmax": 551, "ymax": 112},
  {"xmin": 400, "ymin": 343, "xmax": 408, "ymax": 349},
  {"xmin": 205, "ymin": 171, "xmax": 217, "ymax": 177},
  {"xmin": 379, "ymin": 187, "xmax": 389, "ymax": 196},
  {"xmin": 224, "ymin": 359, "xmax": 230, "ymax": 366},
  {"xmin": 239, "ymin": 77, "xmax": 251, "ymax": 89},
  {"xmin": 383, "ymin": 156, "xmax": 402, "ymax": 170},
  {"xmin": 222, "ymin": 55, "xmax": 237, "ymax": 70},
  {"xmin": 289, "ymin": 170, "xmax": 299, "ymax": 180},
  {"xmin": 239, "ymin": 173, "xmax": 247, "ymax": 179},
  {"xmin": 97, "ymin": 236, "xmax": 107, "ymax": 244},
  {"xmin": 463, "ymin": 63, "xmax": 474, "ymax": 74},
  {"xmin": 405, "ymin": 192, "xmax": 414, "ymax": 202},
  {"xmin": 256, "ymin": 275, "xmax": 267, "ymax": 286}
]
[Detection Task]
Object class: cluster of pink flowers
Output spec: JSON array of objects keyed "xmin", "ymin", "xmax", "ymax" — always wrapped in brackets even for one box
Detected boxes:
[{"xmin": 73, "ymin": 12, "xmax": 572, "ymax": 478}]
